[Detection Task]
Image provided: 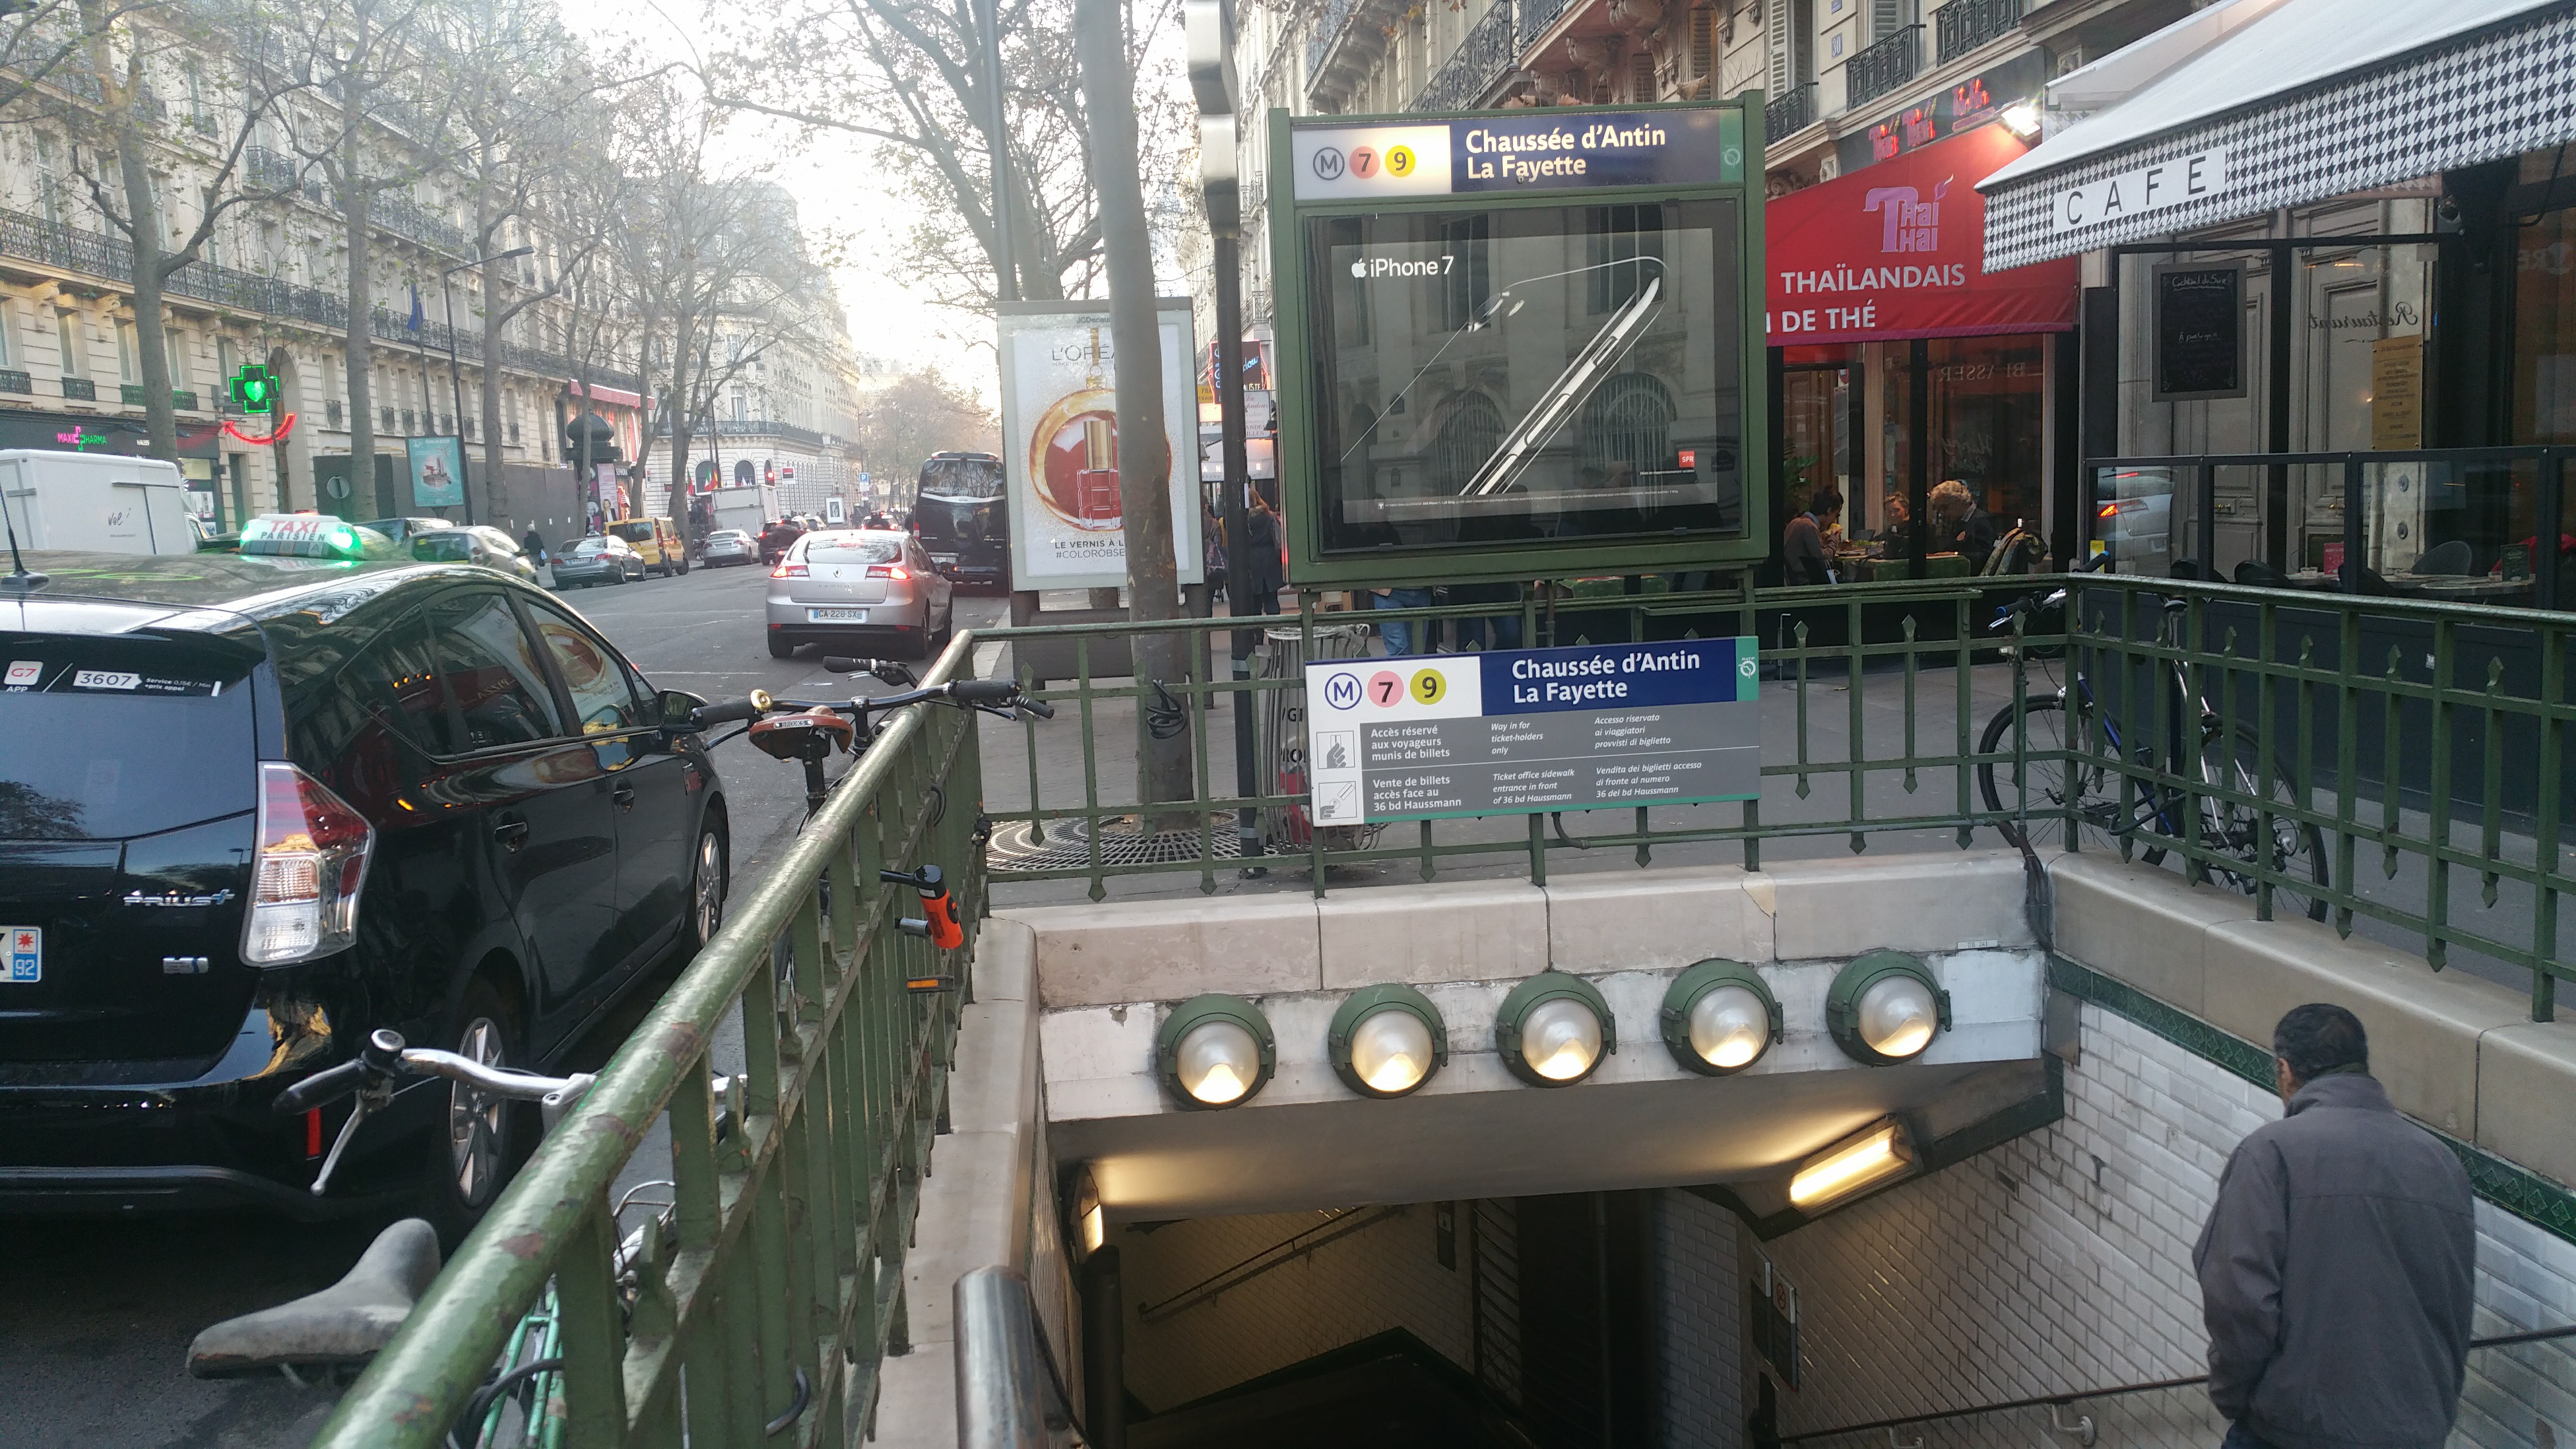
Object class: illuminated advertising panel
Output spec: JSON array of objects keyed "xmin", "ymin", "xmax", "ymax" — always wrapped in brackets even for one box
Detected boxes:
[{"xmin": 1270, "ymin": 99, "xmax": 1769, "ymax": 586}]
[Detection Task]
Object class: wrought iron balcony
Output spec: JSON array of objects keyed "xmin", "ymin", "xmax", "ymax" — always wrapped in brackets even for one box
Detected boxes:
[
  {"xmin": 0, "ymin": 370, "xmax": 29, "ymax": 395},
  {"xmin": 172, "ymin": 389, "xmax": 198, "ymax": 411},
  {"xmin": 1517, "ymin": 0, "xmax": 1568, "ymax": 49},
  {"xmin": 1416, "ymin": 1, "xmax": 1516, "ymax": 112},
  {"xmin": 1767, "ymin": 84, "xmax": 1816, "ymax": 138},
  {"xmin": 1936, "ymin": 0, "xmax": 2025, "ymax": 63},
  {"xmin": 1845, "ymin": 26, "xmax": 1919, "ymax": 109},
  {"xmin": 60, "ymin": 376, "xmax": 95, "ymax": 401},
  {"xmin": 120, "ymin": 383, "xmax": 149, "ymax": 405}
]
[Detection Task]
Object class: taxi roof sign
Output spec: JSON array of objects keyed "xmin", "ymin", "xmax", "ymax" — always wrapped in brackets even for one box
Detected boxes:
[{"xmin": 238, "ymin": 514, "xmax": 392, "ymax": 560}]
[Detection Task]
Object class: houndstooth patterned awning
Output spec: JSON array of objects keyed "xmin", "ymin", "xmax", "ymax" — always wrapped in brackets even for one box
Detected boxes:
[{"xmin": 1980, "ymin": 4, "xmax": 2576, "ymax": 272}]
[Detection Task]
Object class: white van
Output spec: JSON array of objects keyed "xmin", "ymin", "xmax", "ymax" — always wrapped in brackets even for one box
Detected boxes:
[{"xmin": 0, "ymin": 450, "xmax": 196, "ymax": 556}]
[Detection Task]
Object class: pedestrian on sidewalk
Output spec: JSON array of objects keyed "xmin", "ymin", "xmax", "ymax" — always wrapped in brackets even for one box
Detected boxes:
[{"xmin": 2194, "ymin": 1003, "xmax": 2473, "ymax": 1449}]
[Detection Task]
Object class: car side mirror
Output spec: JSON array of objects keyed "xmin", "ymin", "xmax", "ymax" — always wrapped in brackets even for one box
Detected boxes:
[{"xmin": 659, "ymin": 689, "xmax": 709, "ymax": 730}]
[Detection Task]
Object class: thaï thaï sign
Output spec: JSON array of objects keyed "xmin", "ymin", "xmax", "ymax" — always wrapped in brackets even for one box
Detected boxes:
[{"xmin": 1765, "ymin": 123, "xmax": 2077, "ymax": 346}]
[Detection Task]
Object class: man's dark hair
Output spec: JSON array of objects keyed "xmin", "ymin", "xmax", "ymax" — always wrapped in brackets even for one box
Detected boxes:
[
  {"xmin": 2273, "ymin": 1003, "xmax": 2368, "ymax": 1082},
  {"xmin": 1808, "ymin": 486, "xmax": 1844, "ymax": 517}
]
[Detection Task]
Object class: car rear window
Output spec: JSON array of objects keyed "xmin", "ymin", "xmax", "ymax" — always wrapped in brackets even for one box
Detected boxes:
[
  {"xmin": 570, "ymin": 537, "xmax": 613, "ymax": 556},
  {"xmin": 805, "ymin": 536, "xmax": 902, "ymax": 564},
  {"xmin": 609, "ymin": 522, "xmax": 655, "ymax": 544},
  {"xmin": 0, "ymin": 638, "xmax": 258, "ymax": 840},
  {"xmin": 413, "ymin": 532, "xmax": 474, "ymax": 562}
]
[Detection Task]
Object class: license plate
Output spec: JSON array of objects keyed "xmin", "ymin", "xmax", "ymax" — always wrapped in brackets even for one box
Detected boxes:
[
  {"xmin": 5, "ymin": 927, "xmax": 36, "ymax": 983},
  {"xmin": 806, "ymin": 608, "xmax": 868, "ymax": 623},
  {"xmin": 932, "ymin": 554, "xmax": 957, "ymax": 564}
]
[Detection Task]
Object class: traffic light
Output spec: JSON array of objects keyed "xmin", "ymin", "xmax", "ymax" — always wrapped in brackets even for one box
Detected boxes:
[{"xmin": 229, "ymin": 364, "xmax": 278, "ymax": 415}]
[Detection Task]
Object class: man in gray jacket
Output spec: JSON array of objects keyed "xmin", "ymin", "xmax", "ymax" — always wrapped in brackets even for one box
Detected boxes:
[{"xmin": 2194, "ymin": 1003, "xmax": 2475, "ymax": 1449}]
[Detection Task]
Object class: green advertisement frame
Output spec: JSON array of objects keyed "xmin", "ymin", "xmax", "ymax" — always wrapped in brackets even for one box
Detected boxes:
[{"xmin": 1266, "ymin": 95, "xmax": 1770, "ymax": 588}]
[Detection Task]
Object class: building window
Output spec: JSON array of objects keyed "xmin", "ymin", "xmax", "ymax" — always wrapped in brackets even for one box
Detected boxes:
[
  {"xmin": 383, "ymin": 406, "xmax": 397, "ymax": 431},
  {"xmin": 56, "ymin": 313, "xmax": 82, "ymax": 377},
  {"xmin": 0, "ymin": 303, "xmax": 15, "ymax": 368},
  {"xmin": 327, "ymin": 398, "xmax": 343, "ymax": 428},
  {"xmin": 117, "ymin": 320, "xmax": 139, "ymax": 384}
]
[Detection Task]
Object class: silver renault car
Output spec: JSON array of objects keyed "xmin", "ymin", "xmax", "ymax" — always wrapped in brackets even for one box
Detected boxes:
[{"xmin": 764, "ymin": 528, "xmax": 955, "ymax": 660}]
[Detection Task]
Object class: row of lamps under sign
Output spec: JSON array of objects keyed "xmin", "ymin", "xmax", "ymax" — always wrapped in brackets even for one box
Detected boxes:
[{"xmin": 1158, "ymin": 949, "xmax": 1949, "ymax": 1104}]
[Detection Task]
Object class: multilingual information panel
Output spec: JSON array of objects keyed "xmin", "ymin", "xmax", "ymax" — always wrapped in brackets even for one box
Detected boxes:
[{"xmin": 1303, "ymin": 639, "xmax": 1760, "ymax": 825}]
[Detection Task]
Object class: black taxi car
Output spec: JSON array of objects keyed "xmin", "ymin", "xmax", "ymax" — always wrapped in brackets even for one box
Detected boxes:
[{"xmin": 0, "ymin": 535, "xmax": 731, "ymax": 1239}]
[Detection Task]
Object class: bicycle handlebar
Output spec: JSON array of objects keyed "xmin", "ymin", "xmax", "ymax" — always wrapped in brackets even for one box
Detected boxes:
[
  {"xmin": 273, "ymin": 1029, "xmax": 586, "ymax": 1116},
  {"xmin": 692, "ymin": 695, "xmax": 768, "ymax": 728}
]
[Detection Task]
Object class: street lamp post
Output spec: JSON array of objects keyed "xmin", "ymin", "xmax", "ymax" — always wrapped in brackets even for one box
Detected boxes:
[{"xmin": 442, "ymin": 246, "xmax": 534, "ymax": 525}]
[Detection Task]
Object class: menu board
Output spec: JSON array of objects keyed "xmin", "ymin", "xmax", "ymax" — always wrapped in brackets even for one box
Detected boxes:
[{"xmin": 2152, "ymin": 261, "xmax": 2246, "ymax": 402}]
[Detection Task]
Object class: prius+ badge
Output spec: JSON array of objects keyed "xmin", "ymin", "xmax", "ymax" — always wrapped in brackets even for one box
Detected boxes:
[{"xmin": 125, "ymin": 889, "xmax": 237, "ymax": 908}]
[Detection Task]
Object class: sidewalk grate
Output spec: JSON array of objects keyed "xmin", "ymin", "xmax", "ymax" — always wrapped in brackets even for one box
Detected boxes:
[{"xmin": 989, "ymin": 816, "xmax": 1245, "ymax": 869}]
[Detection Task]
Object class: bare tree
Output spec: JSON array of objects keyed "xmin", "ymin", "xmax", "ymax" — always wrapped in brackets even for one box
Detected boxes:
[
  {"xmin": 706, "ymin": 0, "xmax": 1192, "ymax": 320},
  {"xmin": 277, "ymin": 0, "xmax": 461, "ymax": 510},
  {"xmin": 58, "ymin": 0, "xmax": 306, "ymax": 462},
  {"xmin": 0, "ymin": 0, "xmax": 139, "ymax": 114},
  {"xmin": 1077, "ymin": 0, "xmax": 1191, "ymax": 821}
]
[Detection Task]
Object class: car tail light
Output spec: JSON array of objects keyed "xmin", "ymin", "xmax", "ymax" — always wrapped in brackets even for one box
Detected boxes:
[
  {"xmin": 867, "ymin": 564, "xmax": 909, "ymax": 580},
  {"xmin": 241, "ymin": 762, "xmax": 375, "ymax": 966},
  {"xmin": 773, "ymin": 561, "xmax": 808, "ymax": 578}
]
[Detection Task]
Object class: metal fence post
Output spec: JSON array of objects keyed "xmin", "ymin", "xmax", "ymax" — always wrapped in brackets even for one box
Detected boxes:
[{"xmin": 2342, "ymin": 454, "xmax": 2365, "ymax": 592}]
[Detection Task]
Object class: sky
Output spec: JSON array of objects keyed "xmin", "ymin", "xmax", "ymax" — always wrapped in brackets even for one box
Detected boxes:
[{"xmin": 550, "ymin": 0, "xmax": 1006, "ymax": 402}]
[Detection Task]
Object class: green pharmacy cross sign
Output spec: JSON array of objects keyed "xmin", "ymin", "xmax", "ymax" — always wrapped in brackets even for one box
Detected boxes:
[
  {"xmin": 1266, "ymin": 97, "xmax": 1771, "ymax": 586},
  {"xmin": 229, "ymin": 363, "xmax": 278, "ymax": 415}
]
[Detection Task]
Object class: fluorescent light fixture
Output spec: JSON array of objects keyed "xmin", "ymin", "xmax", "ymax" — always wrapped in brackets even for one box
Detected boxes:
[
  {"xmin": 1329, "ymin": 984, "xmax": 1449, "ymax": 1098},
  {"xmin": 1155, "ymin": 995, "xmax": 1277, "ymax": 1110},
  {"xmin": 1789, "ymin": 1118, "xmax": 1916, "ymax": 1210},
  {"xmin": 2000, "ymin": 101, "xmax": 2043, "ymax": 140},
  {"xmin": 1660, "ymin": 959, "xmax": 1782, "ymax": 1076}
]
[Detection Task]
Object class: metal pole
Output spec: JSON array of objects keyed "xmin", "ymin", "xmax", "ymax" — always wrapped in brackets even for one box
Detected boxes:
[
  {"xmin": 1215, "ymin": 233, "xmax": 1259, "ymax": 862},
  {"xmin": 1907, "ymin": 338, "xmax": 1930, "ymax": 567},
  {"xmin": 442, "ymin": 269, "xmax": 470, "ymax": 525},
  {"xmin": 2539, "ymin": 451, "xmax": 2563, "ymax": 614},
  {"xmin": 953, "ymin": 1267, "xmax": 1044, "ymax": 1449},
  {"xmin": 2267, "ymin": 241, "xmax": 2292, "ymax": 573},
  {"xmin": 2342, "ymin": 453, "xmax": 2365, "ymax": 594},
  {"xmin": 1081, "ymin": 1245, "xmax": 1127, "ymax": 1449}
]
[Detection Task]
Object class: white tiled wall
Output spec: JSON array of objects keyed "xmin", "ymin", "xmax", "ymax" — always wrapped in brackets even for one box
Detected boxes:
[
  {"xmin": 1720, "ymin": 1005, "xmax": 2576, "ymax": 1448},
  {"xmin": 1656, "ymin": 1189, "xmax": 1744, "ymax": 1448},
  {"xmin": 1111, "ymin": 1204, "xmax": 1474, "ymax": 1413}
]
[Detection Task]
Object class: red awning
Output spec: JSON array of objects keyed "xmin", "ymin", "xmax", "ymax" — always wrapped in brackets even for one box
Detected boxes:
[
  {"xmin": 565, "ymin": 379, "xmax": 643, "ymax": 409},
  {"xmin": 1767, "ymin": 124, "xmax": 2077, "ymax": 347}
]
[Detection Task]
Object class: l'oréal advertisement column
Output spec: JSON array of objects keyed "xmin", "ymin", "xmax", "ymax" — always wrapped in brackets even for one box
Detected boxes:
[{"xmin": 996, "ymin": 299, "xmax": 1205, "ymax": 592}]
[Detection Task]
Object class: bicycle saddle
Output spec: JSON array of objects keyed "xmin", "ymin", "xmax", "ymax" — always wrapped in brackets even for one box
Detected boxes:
[{"xmin": 186, "ymin": 1217, "xmax": 441, "ymax": 1377}]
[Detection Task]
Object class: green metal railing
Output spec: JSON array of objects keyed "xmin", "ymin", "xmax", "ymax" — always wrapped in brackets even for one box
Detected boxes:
[
  {"xmin": 309, "ymin": 638, "xmax": 988, "ymax": 1449},
  {"xmin": 981, "ymin": 574, "xmax": 2570, "ymax": 1013},
  {"xmin": 2068, "ymin": 575, "xmax": 2572, "ymax": 1017}
]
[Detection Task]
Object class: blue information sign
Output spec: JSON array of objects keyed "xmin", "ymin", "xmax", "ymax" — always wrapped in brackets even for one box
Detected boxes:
[{"xmin": 1304, "ymin": 639, "xmax": 1761, "ymax": 824}]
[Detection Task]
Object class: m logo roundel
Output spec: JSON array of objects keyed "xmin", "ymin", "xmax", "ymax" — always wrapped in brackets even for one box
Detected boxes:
[
  {"xmin": 1311, "ymin": 147, "xmax": 1346, "ymax": 181},
  {"xmin": 1324, "ymin": 672, "xmax": 1362, "ymax": 710}
]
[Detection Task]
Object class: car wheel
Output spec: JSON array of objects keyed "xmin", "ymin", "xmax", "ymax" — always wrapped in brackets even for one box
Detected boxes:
[
  {"xmin": 683, "ymin": 820, "xmax": 727, "ymax": 953},
  {"xmin": 676, "ymin": 558, "xmax": 690, "ymax": 577},
  {"xmin": 423, "ymin": 976, "xmax": 526, "ymax": 1250},
  {"xmin": 768, "ymin": 634, "xmax": 796, "ymax": 660}
]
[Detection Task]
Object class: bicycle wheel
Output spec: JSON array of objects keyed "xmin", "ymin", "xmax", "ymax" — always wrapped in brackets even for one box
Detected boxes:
[
  {"xmin": 2185, "ymin": 726, "xmax": 2330, "ymax": 921},
  {"xmin": 1980, "ymin": 695, "xmax": 2128, "ymax": 853}
]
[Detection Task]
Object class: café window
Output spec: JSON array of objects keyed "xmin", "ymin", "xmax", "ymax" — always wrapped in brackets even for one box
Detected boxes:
[{"xmin": 1304, "ymin": 197, "xmax": 1746, "ymax": 556}]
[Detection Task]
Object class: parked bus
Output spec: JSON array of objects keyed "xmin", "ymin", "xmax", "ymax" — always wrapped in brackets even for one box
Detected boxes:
[{"xmin": 912, "ymin": 451, "xmax": 1008, "ymax": 590}]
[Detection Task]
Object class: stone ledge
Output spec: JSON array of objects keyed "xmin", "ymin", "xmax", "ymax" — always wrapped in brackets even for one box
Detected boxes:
[
  {"xmin": 1544, "ymin": 867, "xmax": 1775, "ymax": 971},
  {"xmin": 2198, "ymin": 915, "xmax": 2524, "ymax": 1139},
  {"xmin": 1316, "ymin": 879, "xmax": 1548, "ymax": 987},
  {"xmin": 997, "ymin": 894, "xmax": 1321, "ymax": 1008},
  {"xmin": 2046, "ymin": 853, "xmax": 2258, "ymax": 1016},
  {"xmin": 1765, "ymin": 851, "xmax": 2036, "ymax": 959},
  {"xmin": 2478, "ymin": 1025, "xmax": 2576, "ymax": 1190}
]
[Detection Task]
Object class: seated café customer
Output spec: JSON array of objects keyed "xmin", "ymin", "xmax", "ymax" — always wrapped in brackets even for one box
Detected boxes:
[
  {"xmin": 1879, "ymin": 492, "xmax": 1913, "ymax": 559},
  {"xmin": 1929, "ymin": 479, "xmax": 1997, "ymax": 572},
  {"xmin": 1784, "ymin": 486, "xmax": 1842, "ymax": 586}
]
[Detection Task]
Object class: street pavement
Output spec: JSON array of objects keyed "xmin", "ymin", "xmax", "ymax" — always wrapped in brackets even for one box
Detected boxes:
[{"xmin": 0, "ymin": 559, "xmax": 1010, "ymax": 1449}]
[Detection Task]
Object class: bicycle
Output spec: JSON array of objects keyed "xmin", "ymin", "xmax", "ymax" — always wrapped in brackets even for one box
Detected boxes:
[
  {"xmin": 186, "ymin": 664, "xmax": 1049, "ymax": 1445},
  {"xmin": 1975, "ymin": 563, "xmax": 2329, "ymax": 921}
]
